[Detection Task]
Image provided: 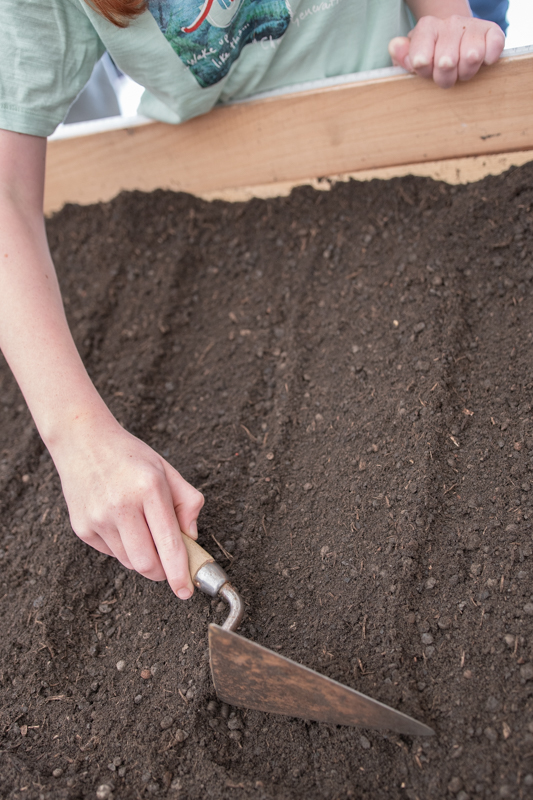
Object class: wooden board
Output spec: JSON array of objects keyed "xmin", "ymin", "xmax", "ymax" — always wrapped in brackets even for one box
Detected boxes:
[{"xmin": 45, "ymin": 51, "xmax": 533, "ymax": 215}]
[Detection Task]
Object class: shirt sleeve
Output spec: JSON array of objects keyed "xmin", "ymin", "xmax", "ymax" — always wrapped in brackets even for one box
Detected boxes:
[{"xmin": 0, "ymin": 0, "xmax": 105, "ymax": 137}]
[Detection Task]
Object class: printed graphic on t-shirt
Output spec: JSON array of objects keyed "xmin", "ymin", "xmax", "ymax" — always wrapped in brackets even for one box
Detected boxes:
[{"xmin": 148, "ymin": 0, "xmax": 291, "ymax": 88}]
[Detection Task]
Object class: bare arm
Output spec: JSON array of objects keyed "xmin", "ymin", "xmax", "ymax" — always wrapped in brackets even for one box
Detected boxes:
[
  {"xmin": 0, "ymin": 129, "xmax": 202, "ymax": 598},
  {"xmin": 389, "ymin": 0, "xmax": 505, "ymax": 88}
]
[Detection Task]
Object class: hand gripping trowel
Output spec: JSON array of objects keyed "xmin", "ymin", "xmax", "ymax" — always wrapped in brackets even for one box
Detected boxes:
[{"xmin": 182, "ymin": 535, "xmax": 435, "ymax": 737}]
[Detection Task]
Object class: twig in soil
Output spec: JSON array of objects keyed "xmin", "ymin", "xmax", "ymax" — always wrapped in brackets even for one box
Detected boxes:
[
  {"xmin": 240, "ymin": 424, "xmax": 257, "ymax": 442},
  {"xmin": 38, "ymin": 642, "xmax": 55, "ymax": 659},
  {"xmin": 197, "ymin": 340, "xmax": 215, "ymax": 365},
  {"xmin": 460, "ymin": 651, "xmax": 465, "ymax": 668},
  {"xmin": 261, "ymin": 516, "xmax": 268, "ymax": 536},
  {"xmin": 211, "ymin": 533, "xmax": 233, "ymax": 561},
  {"xmin": 178, "ymin": 688, "xmax": 188, "ymax": 704}
]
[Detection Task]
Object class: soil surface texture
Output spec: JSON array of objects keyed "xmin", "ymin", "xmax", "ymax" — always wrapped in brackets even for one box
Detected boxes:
[{"xmin": 1, "ymin": 165, "xmax": 533, "ymax": 800}]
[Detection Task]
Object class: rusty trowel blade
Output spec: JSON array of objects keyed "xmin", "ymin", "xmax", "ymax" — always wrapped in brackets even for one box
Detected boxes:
[{"xmin": 209, "ymin": 624, "xmax": 434, "ymax": 737}]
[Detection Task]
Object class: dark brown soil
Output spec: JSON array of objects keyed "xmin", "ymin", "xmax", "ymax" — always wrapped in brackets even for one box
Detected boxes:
[{"xmin": 1, "ymin": 164, "xmax": 533, "ymax": 800}]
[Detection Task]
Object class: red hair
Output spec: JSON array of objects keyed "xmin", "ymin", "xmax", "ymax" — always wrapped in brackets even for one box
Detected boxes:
[{"xmin": 88, "ymin": 0, "xmax": 147, "ymax": 28}]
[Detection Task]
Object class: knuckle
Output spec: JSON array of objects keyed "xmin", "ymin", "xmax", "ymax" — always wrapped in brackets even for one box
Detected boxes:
[
  {"xmin": 73, "ymin": 525, "xmax": 94, "ymax": 543},
  {"xmin": 131, "ymin": 553, "xmax": 158, "ymax": 576},
  {"xmin": 138, "ymin": 471, "xmax": 162, "ymax": 494},
  {"xmin": 193, "ymin": 489, "xmax": 205, "ymax": 511},
  {"xmin": 71, "ymin": 517, "xmax": 93, "ymax": 542}
]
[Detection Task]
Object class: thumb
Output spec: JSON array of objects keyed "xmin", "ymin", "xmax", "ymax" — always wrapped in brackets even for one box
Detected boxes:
[
  {"xmin": 389, "ymin": 36, "xmax": 412, "ymax": 70},
  {"xmin": 163, "ymin": 462, "xmax": 205, "ymax": 540}
]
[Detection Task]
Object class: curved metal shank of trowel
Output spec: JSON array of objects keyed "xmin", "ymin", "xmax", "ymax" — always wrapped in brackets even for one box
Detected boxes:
[{"xmin": 193, "ymin": 560, "xmax": 244, "ymax": 632}]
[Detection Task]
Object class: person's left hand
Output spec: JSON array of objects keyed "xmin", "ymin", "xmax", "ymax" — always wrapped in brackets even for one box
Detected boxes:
[{"xmin": 389, "ymin": 15, "xmax": 505, "ymax": 88}]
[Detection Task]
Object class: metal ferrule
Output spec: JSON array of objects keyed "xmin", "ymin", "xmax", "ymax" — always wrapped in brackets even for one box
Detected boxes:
[{"xmin": 194, "ymin": 561, "xmax": 228, "ymax": 596}]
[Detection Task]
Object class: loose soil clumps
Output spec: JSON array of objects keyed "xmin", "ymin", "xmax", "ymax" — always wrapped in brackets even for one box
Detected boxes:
[{"xmin": 1, "ymin": 164, "xmax": 533, "ymax": 799}]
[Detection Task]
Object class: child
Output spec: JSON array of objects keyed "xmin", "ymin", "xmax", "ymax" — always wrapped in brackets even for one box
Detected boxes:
[{"xmin": 0, "ymin": 1, "xmax": 504, "ymax": 600}]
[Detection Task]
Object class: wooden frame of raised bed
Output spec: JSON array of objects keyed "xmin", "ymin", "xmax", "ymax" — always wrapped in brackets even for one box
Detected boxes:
[{"xmin": 45, "ymin": 45, "xmax": 533, "ymax": 215}]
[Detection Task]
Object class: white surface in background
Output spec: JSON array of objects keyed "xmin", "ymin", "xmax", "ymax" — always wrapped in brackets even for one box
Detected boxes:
[{"xmin": 507, "ymin": 0, "xmax": 533, "ymax": 48}]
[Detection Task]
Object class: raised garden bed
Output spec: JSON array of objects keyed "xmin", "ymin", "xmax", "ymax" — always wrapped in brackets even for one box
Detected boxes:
[{"xmin": 1, "ymin": 158, "xmax": 533, "ymax": 798}]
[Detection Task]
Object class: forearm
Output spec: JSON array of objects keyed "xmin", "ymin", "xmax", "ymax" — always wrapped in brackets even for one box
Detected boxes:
[
  {"xmin": 0, "ymin": 143, "xmax": 114, "ymax": 453},
  {"xmin": 405, "ymin": 0, "xmax": 472, "ymax": 21}
]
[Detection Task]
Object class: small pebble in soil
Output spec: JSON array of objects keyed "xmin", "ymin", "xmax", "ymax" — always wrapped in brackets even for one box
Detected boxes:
[
  {"xmin": 116, "ymin": 660, "xmax": 126, "ymax": 672},
  {"xmin": 134, "ymin": 694, "xmax": 142, "ymax": 704},
  {"xmin": 503, "ymin": 634, "xmax": 515, "ymax": 647},
  {"xmin": 438, "ymin": 616, "xmax": 451, "ymax": 630},
  {"xmin": 140, "ymin": 669, "xmax": 151, "ymax": 680},
  {"xmin": 425, "ymin": 577, "xmax": 436, "ymax": 590},
  {"xmin": 52, "ymin": 768, "xmax": 63, "ymax": 778},
  {"xmin": 523, "ymin": 603, "xmax": 533, "ymax": 615},
  {"xmin": 484, "ymin": 727, "xmax": 498, "ymax": 743},
  {"xmin": 520, "ymin": 663, "xmax": 533, "ymax": 681},
  {"xmin": 448, "ymin": 776, "xmax": 463, "ymax": 793},
  {"xmin": 207, "ymin": 700, "xmax": 218, "ymax": 715},
  {"xmin": 96, "ymin": 786, "xmax": 114, "ymax": 800},
  {"xmin": 175, "ymin": 729, "xmax": 188, "ymax": 742},
  {"xmin": 421, "ymin": 633, "xmax": 433, "ymax": 645},
  {"xmin": 160, "ymin": 715, "xmax": 174, "ymax": 730},
  {"xmin": 360, "ymin": 735, "xmax": 371, "ymax": 750}
]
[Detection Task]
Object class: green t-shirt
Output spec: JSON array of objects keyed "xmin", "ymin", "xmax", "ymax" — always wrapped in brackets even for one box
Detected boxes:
[{"xmin": 0, "ymin": 0, "xmax": 410, "ymax": 137}]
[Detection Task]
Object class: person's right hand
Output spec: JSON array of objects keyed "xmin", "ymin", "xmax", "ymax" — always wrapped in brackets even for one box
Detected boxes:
[
  {"xmin": 389, "ymin": 14, "xmax": 505, "ymax": 89},
  {"xmin": 52, "ymin": 417, "xmax": 204, "ymax": 599}
]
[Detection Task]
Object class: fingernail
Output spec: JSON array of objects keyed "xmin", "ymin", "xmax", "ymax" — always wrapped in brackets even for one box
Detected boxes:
[
  {"xmin": 467, "ymin": 49, "xmax": 479, "ymax": 62},
  {"xmin": 188, "ymin": 520, "xmax": 198, "ymax": 540},
  {"xmin": 177, "ymin": 588, "xmax": 192, "ymax": 600},
  {"xmin": 412, "ymin": 54, "xmax": 430, "ymax": 69},
  {"xmin": 438, "ymin": 56, "xmax": 454, "ymax": 70}
]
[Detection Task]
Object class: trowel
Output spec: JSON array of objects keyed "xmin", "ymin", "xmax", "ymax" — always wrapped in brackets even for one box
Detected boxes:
[{"xmin": 183, "ymin": 536, "xmax": 435, "ymax": 737}]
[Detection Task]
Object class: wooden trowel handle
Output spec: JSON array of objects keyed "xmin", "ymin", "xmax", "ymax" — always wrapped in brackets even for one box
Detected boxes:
[{"xmin": 181, "ymin": 533, "xmax": 215, "ymax": 583}]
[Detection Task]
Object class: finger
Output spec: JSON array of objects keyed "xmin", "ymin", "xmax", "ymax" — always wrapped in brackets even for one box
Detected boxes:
[
  {"xmin": 405, "ymin": 16, "xmax": 438, "ymax": 80},
  {"xmin": 388, "ymin": 36, "xmax": 411, "ymax": 69},
  {"xmin": 432, "ymin": 18, "xmax": 465, "ymax": 88},
  {"xmin": 143, "ymin": 478, "xmax": 195, "ymax": 599},
  {"xmin": 484, "ymin": 25, "xmax": 505, "ymax": 65},
  {"xmin": 458, "ymin": 26, "xmax": 487, "ymax": 82},
  {"xmin": 78, "ymin": 529, "xmax": 115, "ymax": 558},
  {"xmin": 92, "ymin": 525, "xmax": 135, "ymax": 571},
  {"xmin": 116, "ymin": 509, "xmax": 167, "ymax": 582},
  {"xmin": 164, "ymin": 462, "xmax": 204, "ymax": 541}
]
